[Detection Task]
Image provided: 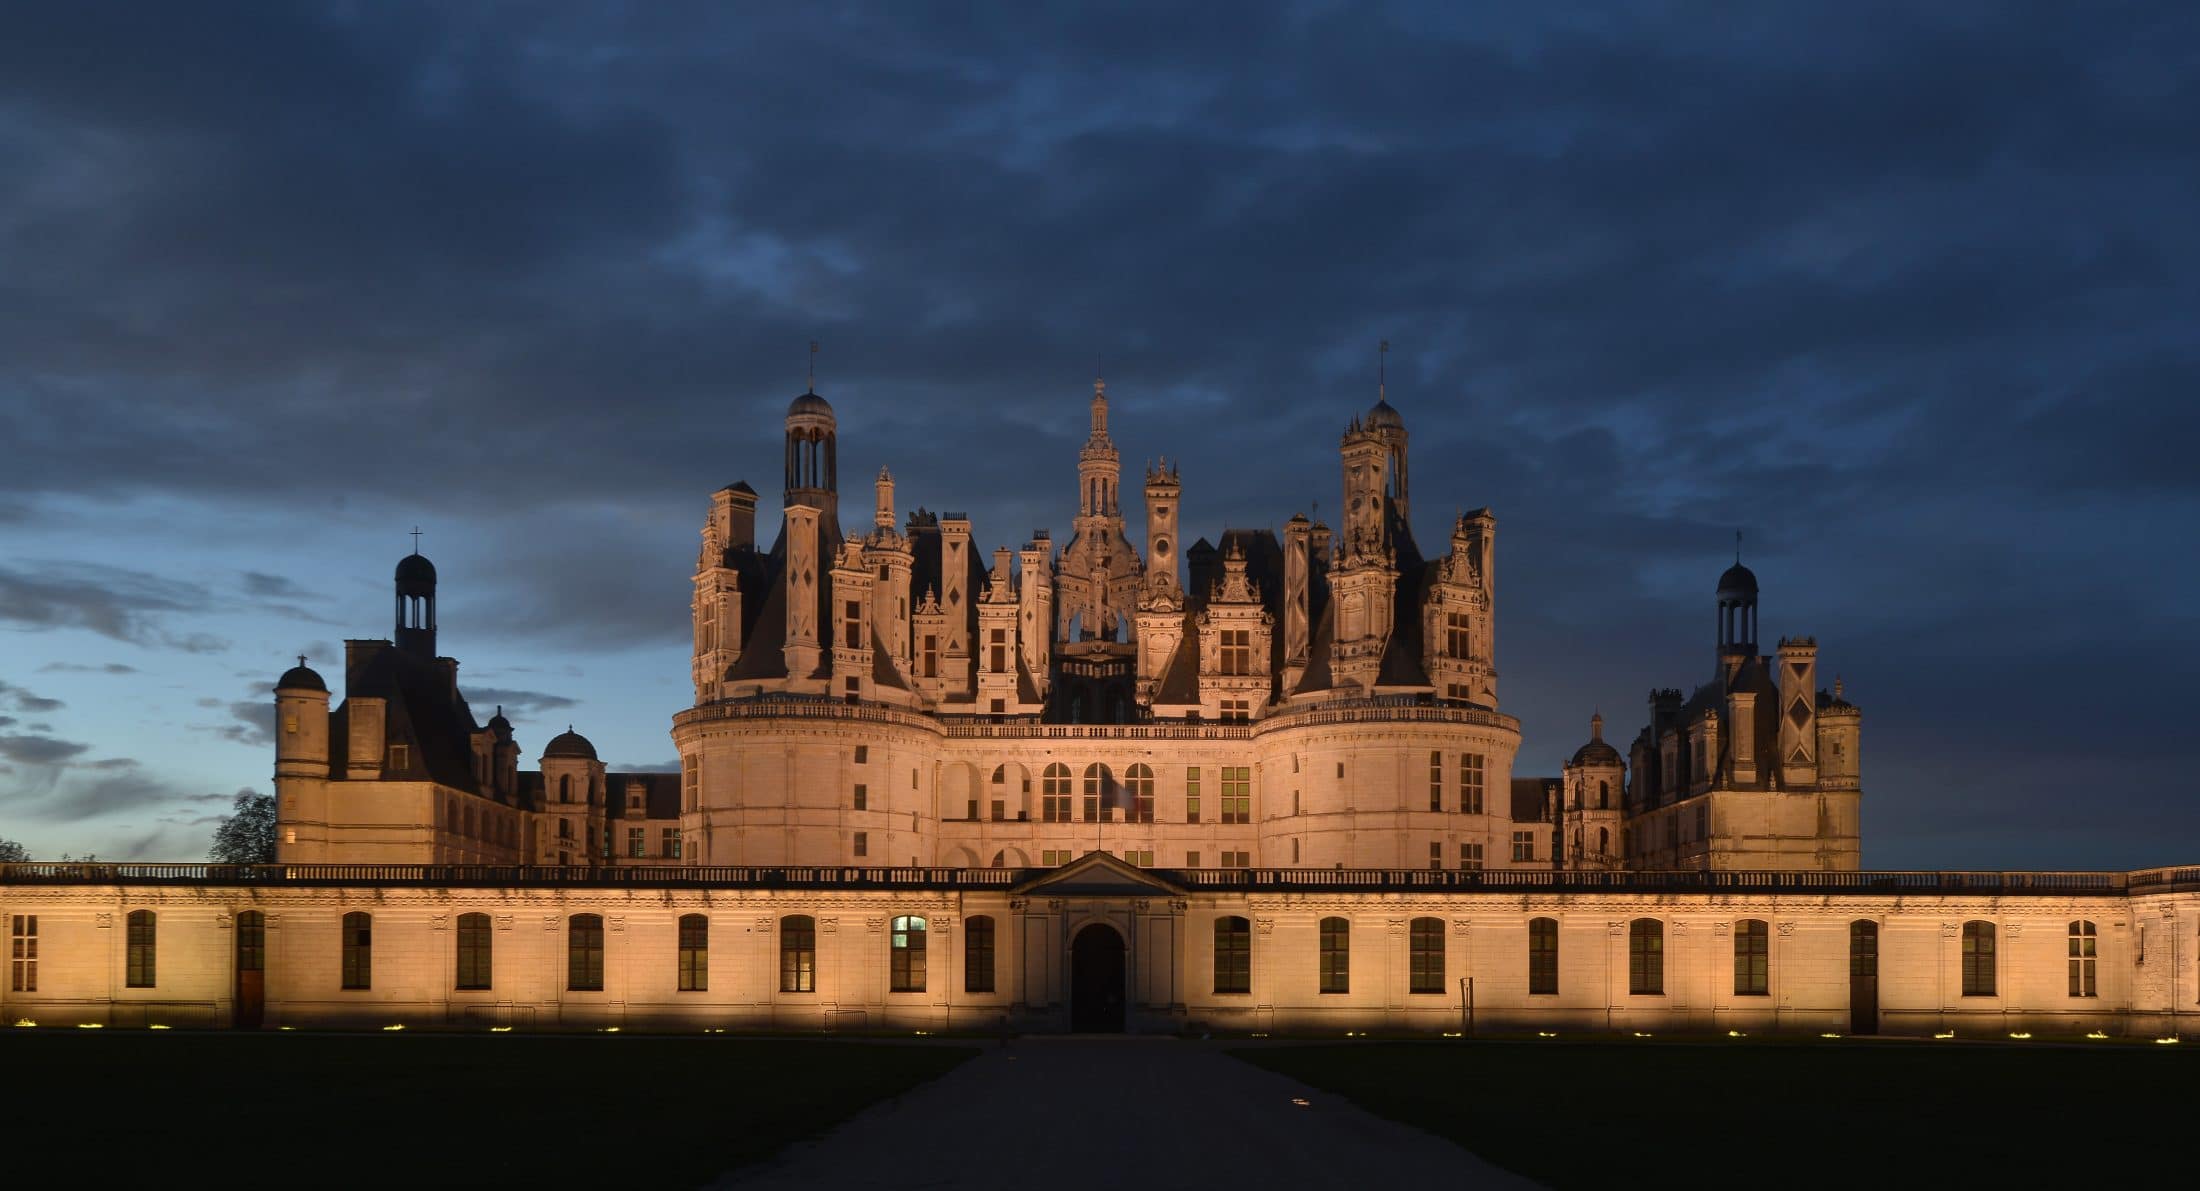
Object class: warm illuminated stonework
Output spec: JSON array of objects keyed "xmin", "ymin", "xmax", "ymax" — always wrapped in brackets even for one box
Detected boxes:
[{"xmin": 8, "ymin": 382, "xmax": 2187, "ymax": 1037}]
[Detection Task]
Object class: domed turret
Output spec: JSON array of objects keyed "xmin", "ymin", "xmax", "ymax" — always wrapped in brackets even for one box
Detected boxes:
[
  {"xmin": 486, "ymin": 705, "xmax": 513, "ymax": 737},
  {"xmin": 276, "ymin": 660, "xmax": 327, "ymax": 693},
  {"xmin": 1717, "ymin": 562, "xmax": 1758, "ymax": 597},
  {"xmin": 1568, "ymin": 712, "xmax": 1623, "ymax": 768},
  {"xmin": 1717, "ymin": 544, "xmax": 1757, "ymax": 660},
  {"xmin": 395, "ymin": 546, "xmax": 438, "ymax": 659},
  {"xmin": 543, "ymin": 727, "xmax": 597, "ymax": 760},
  {"xmin": 787, "ymin": 391, "xmax": 835, "ymax": 421},
  {"xmin": 1365, "ymin": 398, "xmax": 1405, "ymax": 430},
  {"xmin": 396, "ymin": 553, "xmax": 437, "ymax": 588}
]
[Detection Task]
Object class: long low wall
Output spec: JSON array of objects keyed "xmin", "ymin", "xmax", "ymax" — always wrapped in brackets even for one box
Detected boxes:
[{"xmin": 3, "ymin": 865, "xmax": 2194, "ymax": 1037}]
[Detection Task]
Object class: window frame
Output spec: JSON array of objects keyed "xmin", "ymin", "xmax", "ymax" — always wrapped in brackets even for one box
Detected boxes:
[
  {"xmin": 1628, "ymin": 918, "xmax": 1663, "ymax": 996},
  {"xmin": 1408, "ymin": 916, "xmax": 1446, "ymax": 995},
  {"xmin": 678, "ymin": 913, "xmax": 708, "ymax": 992},
  {"xmin": 340, "ymin": 911, "xmax": 371, "ymax": 991},
  {"xmin": 2067, "ymin": 920, "xmax": 2097, "ymax": 998},
  {"xmin": 567, "ymin": 913, "xmax": 605, "ymax": 992},
  {"xmin": 455, "ymin": 912, "xmax": 492, "ymax": 991},
  {"xmin": 1528, "ymin": 917, "xmax": 1559, "ymax": 995},
  {"xmin": 964, "ymin": 915, "xmax": 996, "ymax": 994},
  {"xmin": 780, "ymin": 915, "xmax": 817, "ymax": 993},
  {"xmin": 1319, "ymin": 917, "xmax": 1350, "ymax": 995},
  {"xmin": 1961, "ymin": 920, "xmax": 1996, "ymax": 997},
  {"xmin": 1212, "ymin": 916, "xmax": 1251, "ymax": 995},
  {"xmin": 1733, "ymin": 919, "xmax": 1769, "ymax": 996},
  {"xmin": 890, "ymin": 915, "xmax": 927, "ymax": 993}
]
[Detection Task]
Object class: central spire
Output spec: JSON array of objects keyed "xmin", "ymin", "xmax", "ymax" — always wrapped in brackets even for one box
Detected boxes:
[{"xmin": 1089, "ymin": 376, "xmax": 1109, "ymax": 441}]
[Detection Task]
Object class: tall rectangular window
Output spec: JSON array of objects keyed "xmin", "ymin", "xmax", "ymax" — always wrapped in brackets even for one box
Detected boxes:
[
  {"xmin": 780, "ymin": 916, "xmax": 816, "ymax": 993},
  {"xmin": 1221, "ymin": 766, "xmax": 1251, "ymax": 824},
  {"xmin": 1734, "ymin": 919, "xmax": 1769, "ymax": 996},
  {"xmin": 1528, "ymin": 917, "xmax": 1558, "ymax": 995},
  {"xmin": 1428, "ymin": 751, "xmax": 1444, "ymax": 812},
  {"xmin": 1042, "ymin": 765, "xmax": 1072, "ymax": 823},
  {"xmin": 922, "ymin": 634, "xmax": 938, "ymax": 678},
  {"xmin": 1629, "ymin": 919, "xmax": 1663, "ymax": 995},
  {"xmin": 1459, "ymin": 842, "xmax": 1483, "ymax": 871},
  {"xmin": 1962, "ymin": 921, "xmax": 1996, "ymax": 996},
  {"xmin": 841, "ymin": 600, "xmax": 862, "ymax": 652},
  {"xmin": 1213, "ymin": 917, "xmax": 1251, "ymax": 994},
  {"xmin": 1220, "ymin": 629, "xmax": 1251, "ymax": 675},
  {"xmin": 853, "ymin": 831, "xmax": 868, "ymax": 858},
  {"xmin": 1185, "ymin": 766, "xmax": 1202, "ymax": 823},
  {"xmin": 890, "ymin": 916, "xmax": 927, "ymax": 993},
  {"xmin": 568, "ymin": 914, "xmax": 604, "ymax": 992},
  {"xmin": 1409, "ymin": 917, "xmax": 1445, "ymax": 994},
  {"xmin": 1512, "ymin": 831, "xmax": 1534, "ymax": 862},
  {"xmin": 627, "ymin": 827, "xmax": 645, "ymax": 857},
  {"xmin": 456, "ymin": 913, "xmax": 492, "ymax": 990},
  {"xmin": 965, "ymin": 916, "xmax": 996, "ymax": 994},
  {"xmin": 1319, "ymin": 917, "xmax": 1350, "ymax": 994},
  {"xmin": 678, "ymin": 914, "xmax": 708, "ymax": 992},
  {"xmin": 682, "ymin": 754, "xmax": 700, "ymax": 812},
  {"xmin": 125, "ymin": 910, "xmax": 158, "ymax": 987},
  {"xmin": 661, "ymin": 828, "xmax": 681, "ymax": 858},
  {"xmin": 1428, "ymin": 841, "xmax": 1442, "ymax": 870},
  {"xmin": 853, "ymin": 783, "xmax": 867, "ymax": 811},
  {"xmin": 1459, "ymin": 754, "xmax": 1485, "ymax": 814},
  {"xmin": 1445, "ymin": 611, "xmax": 1471, "ymax": 658},
  {"xmin": 988, "ymin": 628, "xmax": 1008, "ymax": 672},
  {"xmin": 10, "ymin": 914, "xmax": 36, "ymax": 993},
  {"xmin": 2068, "ymin": 920, "xmax": 2097, "ymax": 998},
  {"xmin": 340, "ymin": 911, "xmax": 370, "ymax": 990}
]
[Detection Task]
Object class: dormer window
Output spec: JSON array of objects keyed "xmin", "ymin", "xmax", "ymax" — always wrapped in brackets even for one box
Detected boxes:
[{"xmin": 387, "ymin": 744, "xmax": 409, "ymax": 771}]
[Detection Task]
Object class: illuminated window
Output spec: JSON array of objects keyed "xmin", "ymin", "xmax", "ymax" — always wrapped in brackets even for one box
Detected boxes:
[
  {"xmin": 1221, "ymin": 766, "xmax": 1250, "ymax": 824},
  {"xmin": 965, "ymin": 915, "xmax": 996, "ymax": 993},
  {"xmin": 1734, "ymin": 919, "xmax": 1769, "ymax": 996},
  {"xmin": 11, "ymin": 914, "xmax": 36, "ymax": 993},
  {"xmin": 1458, "ymin": 753, "xmax": 1485, "ymax": 814},
  {"xmin": 340, "ymin": 911, "xmax": 370, "ymax": 990},
  {"xmin": 1125, "ymin": 764, "xmax": 1155, "ymax": 823},
  {"xmin": 890, "ymin": 916, "xmax": 927, "ymax": 993},
  {"xmin": 2068, "ymin": 920, "xmax": 2097, "ymax": 998},
  {"xmin": 1528, "ymin": 917, "xmax": 1558, "ymax": 995},
  {"xmin": 1409, "ymin": 917, "xmax": 1445, "ymax": 994},
  {"xmin": 568, "ymin": 914, "xmax": 604, "ymax": 991},
  {"xmin": 678, "ymin": 914, "xmax": 708, "ymax": 992},
  {"xmin": 456, "ymin": 913, "xmax": 491, "ymax": 991},
  {"xmin": 780, "ymin": 916, "xmax": 816, "ymax": 993},
  {"xmin": 1962, "ymin": 921, "xmax": 1996, "ymax": 996},
  {"xmin": 1213, "ymin": 917, "xmax": 1251, "ymax": 994},
  {"xmin": 1042, "ymin": 764, "xmax": 1073, "ymax": 822},
  {"xmin": 1319, "ymin": 917, "xmax": 1349, "ymax": 994},
  {"xmin": 1629, "ymin": 919, "xmax": 1663, "ymax": 995},
  {"xmin": 125, "ymin": 911, "xmax": 157, "ymax": 986}
]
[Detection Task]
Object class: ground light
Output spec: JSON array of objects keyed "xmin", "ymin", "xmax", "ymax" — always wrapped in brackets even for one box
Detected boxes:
[
  {"xmin": 489, "ymin": 1026, "xmax": 513, "ymax": 1033},
  {"xmin": 2154, "ymin": 1036, "xmax": 2181, "ymax": 1045},
  {"xmin": 2087, "ymin": 1031, "xmax": 2110, "ymax": 1040},
  {"xmin": 1819, "ymin": 1033, "xmax": 1842, "ymax": 1039},
  {"xmin": 383, "ymin": 1024, "xmax": 405, "ymax": 1032},
  {"xmin": 1726, "ymin": 1030, "xmax": 1747, "ymax": 1038},
  {"xmin": 1933, "ymin": 1031, "xmax": 1955, "ymax": 1039},
  {"xmin": 1632, "ymin": 1031, "xmax": 1653, "ymax": 1038},
  {"xmin": 2008, "ymin": 1032, "xmax": 2032, "ymax": 1040},
  {"xmin": 13, "ymin": 1019, "xmax": 35, "ymax": 1028},
  {"xmin": 76, "ymin": 1023, "xmax": 102, "ymax": 1029},
  {"xmin": 1536, "ymin": 1031, "xmax": 1558, "ymax": 1038}
]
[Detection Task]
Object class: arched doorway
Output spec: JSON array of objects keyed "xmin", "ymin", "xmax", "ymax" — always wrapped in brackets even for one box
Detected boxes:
[{"xmin": 1070, "ymin": 924, "xmax": 1126, "ymax": 1033}]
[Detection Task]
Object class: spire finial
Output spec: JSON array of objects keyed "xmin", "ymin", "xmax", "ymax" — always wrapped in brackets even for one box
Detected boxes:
[
  {"xmin": 1735, "ymin": 529, "xmax": 1742, "ymax": 565},
  {"xmin": 807, "ymin": 340, "xmax": 819, "ymax": 393},
  {"xmin": 495, "ymin": 704, "xmax": 503, "ymax": 717},
  {"xmin": 1378, "ymin": 339, "xmax": 1389, "ymax": 400},
  {"xmin": 297, "ymin": 653, "xmax": 307, "ymax": 669},
  {"xmin": 1834, "ymin": 676, "xmax": 1844, "ymax": 699},
  {"xmin": 410, "ymin": 526, "xmax": 422, "ymax": 554},
  {"xmin": 1591, "ymin": 710, "xmax": 1604, "ymax": 739}
]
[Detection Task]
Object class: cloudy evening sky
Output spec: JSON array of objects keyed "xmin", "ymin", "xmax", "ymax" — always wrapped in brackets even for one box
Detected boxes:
[{"xmin": 1, "ymin": 3, "xmax": 2194, "ymax": 866}]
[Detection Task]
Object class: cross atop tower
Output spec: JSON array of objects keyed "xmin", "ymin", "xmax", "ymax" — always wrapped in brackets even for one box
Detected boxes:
[{"xmin": 410, "ymin": 526, "xmax": 422, "ymax": 554}]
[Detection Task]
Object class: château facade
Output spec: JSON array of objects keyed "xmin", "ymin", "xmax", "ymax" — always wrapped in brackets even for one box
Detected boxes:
[{"xmin": 11, "ymin": 375, "xmax": 2187, "ymax": 1041}]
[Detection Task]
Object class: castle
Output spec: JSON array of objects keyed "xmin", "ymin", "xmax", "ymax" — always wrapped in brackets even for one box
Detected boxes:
[
  {"xmin": 3, "ymin": 382, "xmax": 2190, "ymax": 1039},
  {"xmin": 272, "ymin": 383, "xmax": 1859, "ymax": 876}
]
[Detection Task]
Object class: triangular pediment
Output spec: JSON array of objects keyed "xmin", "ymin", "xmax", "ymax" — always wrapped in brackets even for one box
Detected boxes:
[{"xmin": 1011, "ymin": 850, "xmax": 1186, "ymax": 897}]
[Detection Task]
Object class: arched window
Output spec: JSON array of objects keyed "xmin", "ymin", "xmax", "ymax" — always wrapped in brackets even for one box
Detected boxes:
[
  {"xmin": 1213, "ymin": 916, "xmax": 1251, "ymax": 994},
  {"xmin": 1528, "ymin": 917, "xmax": 1559, "ymax": 995},
  {"xmin": 678, "ymin": 914, "xmax": 708, "ymax": 992},
  {"xmin": 558, "ymin": 774, "xmax": 570, "ymax": 802},
  {"xmin": 1042, "ymin": 764, "xmax": 1072, "ymax": 823},
  {"xmin": 780, "ymin": 915, "xmax": 816, "ymax": 993},
  {"xmin": 2067, "ymin": 920, "xmax": 2096, "ymax": 998},
  {"xmin": 1733, "ymin": 919, "xmax": 1769, "ymax": 995},
  {"xmin": 1597, "ymin": 780, "xmax": 1610, "ymax": 809},
  {"xmin": 1409, "ymin": 917, "xmax": 1445, "ymax": 994},
  {"xmin": 341, "ymin": 911, "xmax": 372, "ymax": 990},
  {"xmin": 1961, "ymin": 921, "xmax": 1996, "ymax": 996},
  {"xmin": 1125, "ymin": 764, "xmax": 1155, "ymax": 823},
  {"xmin": 456, "ymin": 912, "xmax": 492, "ymax": 990},
  {"xmin": 1082, "ymin": 763, "xmax": 1114, "ymax": 821},
  {"xmin": 125, "ymin": 910, "xmax": 156, "ymax": 988},
  {"xmin": 965, "ymin": 915, "xmax": 996, "ymax": 993},
  {"xmin": 1319, "ymin": 917, "xmax": 1350, "ymax": 994},
  {"xmin": 568, "ymin": 914, "xmax": 604, "ymax": 991},
  {"xmin": 1629, "ymin": 919, "xmax": 1663, "ymax": 995},
  {"xmin": 1597, "ymin": 827, "xmax": 1609, "ymax": 856},
  {"xmin": 890, "ymin": 916, "xmax": 928, "ymax": 992}
]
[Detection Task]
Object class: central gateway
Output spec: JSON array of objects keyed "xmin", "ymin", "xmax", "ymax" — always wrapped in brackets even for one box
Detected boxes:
[{"xmin": 1070, "ymin": 924, "xmax": 1127, "ymax": 1032}]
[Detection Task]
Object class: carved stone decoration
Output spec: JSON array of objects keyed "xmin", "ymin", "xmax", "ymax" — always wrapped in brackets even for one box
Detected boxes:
[
  {"xmin": 96, "ymin": 913, "xmax": 112, "ymax": 928},
  {"xmin": 1940, "ymin": 922, "xmax": 1958, "ymax": 937},
  {"xmin": 264, "ymin": 913, "xmax": 280, "ymax": 928},
  {"xmin": 2005, "ymin": 922, "xmax": 2021, "ymax": 937},
  {"xmin": 755, "ymin": 916, "xmax": 772, "ymax": 931},
  {"xmin": 1168, "ymin": 898, "xmax": 1189, "ymax": 913},
  {"xmin": 216, "ymin": 912, "xmax": 233, "ymax": 929},
  {"xmin": 865, "ymin": 916, "xmax": 884, "ymax": 933},
  {"xmin": 1607, "ymin": 921, "xmax": 1624, "ymax": 936},
  {"xmin": 495, "ymin": 915, "xmax": 513, "ymax": 931},
  {"xmin": 1008, "ymin": 898, "xmax": 1029, "ymax": 911},
  {"xmin": 1255, "ymin": 918, "xmax": 1275, "ymax": 935},
  {"xmin": 430, "ymin": 913, "xmax": 448, "ymax": 931},
  {"xmin": 1451, "ymin": 919, "xmax": 1470, "ymax": 935},
  {"xmin": 1777, "ymin": 922, "xmax": 1797, "ymax": 936},
  {"xmin": 1132, "ymin": 899, "xmax": 1151, "ymax": 913},
  {"xmin": 610, "ymin": 915, "xmax": 626, "ymax": 933},
  {"xmin": 822, "ymin": 917, "xmax": 839, "ymax": 933},
  {"xmin": 1713, "ymin": 922, "xmax": 1731, "ymax": 936},
  {"xmin": 1047, "ymin": 898, "xmax": 1066, "ymax": 911},
  {"xmin": 1674, "ymin": 922, "xmax": 1688, "ymax": 936},
  {"xmin": 545, "ymin": 915, "xmax": 560, "ymax": 932},
  {"xmin": 1386, "ymin": 918, "xmax": 1406, "ymax": 936}
]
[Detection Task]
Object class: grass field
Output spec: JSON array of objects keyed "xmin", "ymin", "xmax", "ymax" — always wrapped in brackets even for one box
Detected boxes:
[
  {"xmin": 1235, "ymin": 1038, "xmax": 2194, "ymax": 1188},
  {"xmin": 1, "ymin": 1030, "xmax": 973, "ymax": 1187}
]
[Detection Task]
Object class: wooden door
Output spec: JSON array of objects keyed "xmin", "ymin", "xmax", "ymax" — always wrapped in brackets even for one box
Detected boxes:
[
  {"xmin": 235, "ymin": 911, "xmax": 265, "ymax": 1029},
  {"xmin": 1849, "ymin": 920, "xmax": 1878, "ymax": 1035}
]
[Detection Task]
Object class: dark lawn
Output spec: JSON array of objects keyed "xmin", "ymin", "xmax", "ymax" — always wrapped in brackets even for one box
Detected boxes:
[
  {"xmin": 2, "ymin": 1030, "xmax": 972, "ymax": 1188},
  {"xmin": 1235, "ymin": 1039, "xmax": 2193, "ymax": 1188}
]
